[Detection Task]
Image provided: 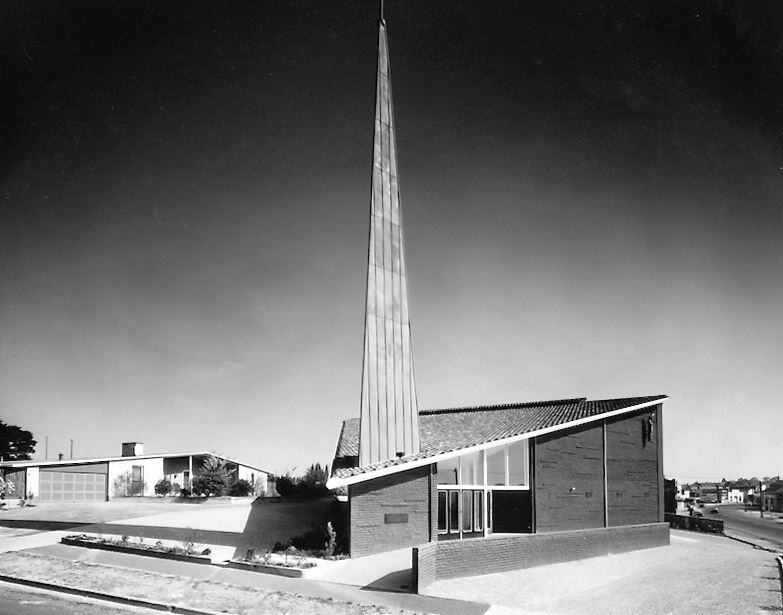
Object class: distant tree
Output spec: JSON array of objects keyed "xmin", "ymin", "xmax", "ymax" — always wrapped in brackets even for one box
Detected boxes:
[
  {"xmin": 274, "ymin": 475, "xmax": 295, "ymax": 497},
  {"xmin": 274, "ymin": 464, "xmax": 330, "ymax": 498},
  {"xmin": 0, "ymin": 420, "xmax": 36, "ymax": 461},
  {"xmin": 303, "ymin": 463, "xmax": 329, "ymax": 486}
]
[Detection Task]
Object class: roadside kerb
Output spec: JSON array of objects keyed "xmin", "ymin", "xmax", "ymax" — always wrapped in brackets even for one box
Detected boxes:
[
  {"xmin": 776, "ymin": 555, "xmax": 783, "ymax": 611},
  {"xmin": 723, "ymin": 530, "xmax": 782, "ymax": 553},
  {"xmin": 0, "ymin": 574, "xmax": 223, "ymax": 615}
]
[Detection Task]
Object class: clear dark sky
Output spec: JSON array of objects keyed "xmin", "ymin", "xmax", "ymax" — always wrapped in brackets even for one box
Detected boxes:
[{"xmin": 2, "ymin": 1, "xmax": 782, "ymax": 481}]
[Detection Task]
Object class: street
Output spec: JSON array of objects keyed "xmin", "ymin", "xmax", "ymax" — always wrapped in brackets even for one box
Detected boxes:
[
  {"xmin": 0, "ymin": 583, "xmax": 152, "ymax": 615},
  {"xmin": 714, "ymin": 503, "xmax": 783, "ymax": 549}
]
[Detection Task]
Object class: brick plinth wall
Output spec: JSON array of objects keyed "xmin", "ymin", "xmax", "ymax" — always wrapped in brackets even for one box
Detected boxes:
[
  {"xmin": 413, "ymin": 523, "xmax": 669, "ymax": 590},
  {"xmin": 349, "ymin": 465, "xmax": 432, "ymax": 558}
]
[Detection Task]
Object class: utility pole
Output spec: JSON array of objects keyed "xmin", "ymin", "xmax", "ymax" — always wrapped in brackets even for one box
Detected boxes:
[{"xmin": 70, "ymin": 439, "xmax": 73, "ymax": 460}]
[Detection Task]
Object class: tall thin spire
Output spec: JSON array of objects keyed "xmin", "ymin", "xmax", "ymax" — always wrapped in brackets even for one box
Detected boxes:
[{"xmin": 358, "ymin": 19, "xmax": 420, "ymax": 467}]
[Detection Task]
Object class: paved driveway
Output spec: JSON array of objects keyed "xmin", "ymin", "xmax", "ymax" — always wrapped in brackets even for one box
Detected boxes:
[{"xmin": 423, "ymin": 531, "xmax": 783, "ymax": 614}]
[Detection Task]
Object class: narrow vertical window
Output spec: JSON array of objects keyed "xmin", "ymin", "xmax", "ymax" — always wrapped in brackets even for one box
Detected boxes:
[
  {"xmin": 507, "ymin": 440, "xmax": 529, "ymax": 487},
  {"xmin": 486, "ymin": 446, "xmax": 505, "ymax": 485},
  {"xmin": 473, "ymin": 490, "xmax": 483, "ymax": 531},
  {"xmin": 437, "ymin": 491, "xmax": 447, "ymax": 532},
  {"xmin": 449, "ymin": 491, "xmax": 460, "ymax": 533},
  {"xmin": 462, "ymin": 490, "xmax": 473, "ymax": 532}
]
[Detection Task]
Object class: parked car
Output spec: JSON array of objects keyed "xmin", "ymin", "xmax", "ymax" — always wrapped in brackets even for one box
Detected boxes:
[
  {"xmin": 709, "ymin": 508, "xmax": 719, "ymax": 514},
  {"xmin": 693, "ymin": 510, "xmax": 704, "ymax": 518}
]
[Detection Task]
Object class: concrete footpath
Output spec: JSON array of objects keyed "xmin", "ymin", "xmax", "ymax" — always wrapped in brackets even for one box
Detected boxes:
[
  {"xmin": 1, "ymin": 522, "xmax": 782, "ymax": 614},
  {"xmin": 0, "ymin": 529, "xmax": 489, "ymax": 615},
  {"xmin": 423, "ymin": 530, "xmax": 783, "ymax": 615}
]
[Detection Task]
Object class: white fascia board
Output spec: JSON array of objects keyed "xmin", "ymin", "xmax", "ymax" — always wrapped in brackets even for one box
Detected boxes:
[
  {"xmin": 326, "ymin": 397, "xmax": 667, "ymax": 490},
  {"xmin": 0, "ymin": 451, "xmax": 270, "ymax": 474}
]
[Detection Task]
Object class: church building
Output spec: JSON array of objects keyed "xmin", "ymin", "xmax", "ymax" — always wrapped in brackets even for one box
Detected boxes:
[{"xmin": 326, "ymin": 16, "xmax": 669, "ymax": 587}]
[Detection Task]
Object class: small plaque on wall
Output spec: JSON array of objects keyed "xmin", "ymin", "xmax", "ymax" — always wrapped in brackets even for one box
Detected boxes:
[{"xmin": 384, "ymin": 513, "xmax": 408, "ymax": 524}]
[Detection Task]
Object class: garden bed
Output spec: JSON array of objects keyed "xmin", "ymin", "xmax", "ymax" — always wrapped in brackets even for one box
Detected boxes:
[
  {"xmin": 227, "ymin": 548, "xmax": 325, "ymax": 578},
  {"xmin": 226, "ymin": 558, "xmax": 314, "ymax": 578},
  {"xmin": 61, "ymin": 534, "xmax": 213, "ymax": 565}
]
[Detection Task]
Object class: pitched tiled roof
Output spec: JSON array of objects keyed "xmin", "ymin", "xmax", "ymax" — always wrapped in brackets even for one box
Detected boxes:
[{"xmin": 331, "ymin": 395, "xmax": 666, "ymax": 483}]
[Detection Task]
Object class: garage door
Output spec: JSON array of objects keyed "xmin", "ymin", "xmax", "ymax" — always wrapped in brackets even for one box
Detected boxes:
[{"xmin": 39, "ymin": 471, "xmax": 107, "ymax": 502}]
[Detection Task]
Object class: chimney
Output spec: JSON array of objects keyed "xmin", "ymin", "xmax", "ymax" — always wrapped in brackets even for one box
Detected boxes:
[{"xmin": 121, "ymin": 442, "xmax": 144, "ymax": 457}]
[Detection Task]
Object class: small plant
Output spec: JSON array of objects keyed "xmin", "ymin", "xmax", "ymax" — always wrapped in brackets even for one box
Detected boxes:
[
  {"xmin": 0, "ymin": 476, "xmax": 15, "ymax": 499},
  {"xmin": 154, "ymin": 479, "xmax": 173, "ymax": 497},
  {"xmin": 228, "ymin": 479, "xmax": 253, "ymax": 497},
  {"xmin": 325, "ymin": 522, "xmax": 336, "ymax": 557},
  {"xmin": 178, "ymin": 487, "xmax": 191, "ymax": 497},
  {"xmin": 181, "ymin": 527, "xmax": 197, "ymax": 554}
]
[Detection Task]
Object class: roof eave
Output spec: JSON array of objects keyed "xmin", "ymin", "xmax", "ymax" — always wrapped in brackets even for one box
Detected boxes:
[{"xmin": 326, "ymin": 396, "xmax": 667, "ymax": 489}]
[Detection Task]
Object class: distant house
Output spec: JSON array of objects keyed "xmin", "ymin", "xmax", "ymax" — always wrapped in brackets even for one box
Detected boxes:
[
  {"xmin": 0, "ymin": 442, "xmax": 269, "ymax": 502},
  {"xmin": 763, "ymin": 481, "xmax": 783, "ymax": 513},
  {"xmin": 726, "ymin": 479, "xmax": 754, "ymax": 503}
]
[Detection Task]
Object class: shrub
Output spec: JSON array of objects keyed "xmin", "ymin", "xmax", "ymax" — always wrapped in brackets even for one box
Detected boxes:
[
  {"xmin": 190, "ymin": 476, "xmax": 208, "ymax": 496},
  {"xmin": 178, "ymin": 488, "xmax": 192, "ymax": 497},
  {"xmin": 154, "ymin": 479, "xmax": 173, "ymax": 496},
  {"xmin": 195, "ymin": 455, "xmax": 234, "ymax": 496},
  {"xmin": 273, "ymin": 472, "xmax": 329, "ymax": 498},
  {"xmin": 274, "ymin": 475, "xmax": 295, "ymax": 497},
  {"xmin": 228, "ymin": 479, "xmax": 253, "ymax": 497}
]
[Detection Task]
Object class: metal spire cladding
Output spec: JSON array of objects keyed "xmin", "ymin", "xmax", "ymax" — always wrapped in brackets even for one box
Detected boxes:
[{"xmin": 358, "ymin": 19, "xmax": 420, "ymax": 467}]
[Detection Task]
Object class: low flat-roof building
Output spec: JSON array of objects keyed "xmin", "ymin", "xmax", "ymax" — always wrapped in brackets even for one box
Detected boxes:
[{"xmin": 1, "ymin": 443, "xmax": 269, "ymax": 502}]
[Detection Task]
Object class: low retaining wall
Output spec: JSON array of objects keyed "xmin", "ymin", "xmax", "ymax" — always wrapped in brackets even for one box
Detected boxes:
[
  {"xmin": 413, "ymin": 523, "xmax": 669, "ymax": 591},
  {"xmin": 665, "ymin": 513, "xmax": 723, "ymax": 534}
]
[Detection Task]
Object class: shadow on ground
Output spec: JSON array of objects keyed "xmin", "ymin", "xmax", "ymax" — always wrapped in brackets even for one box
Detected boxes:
[{"xmin": 230, "ymin": 497, "xmax": 335, "ymax": 559}]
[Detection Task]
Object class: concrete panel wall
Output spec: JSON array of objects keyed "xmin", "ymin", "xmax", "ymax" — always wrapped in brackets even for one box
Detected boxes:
[
  {"xmin": 26, "ymin": 467, "xmax": 39, "ymax": 498},
  {"xmin": 108, "ymin": 458, "xmax": 164, "ymax": 498},
  {"xmin": 606, "ymin": 406, "xmax": 661, "ymax": 526},
  {"xmin": 349, "ymin": 465, "xmax": 432, "ymax": 558},
  {"xmin": 237, "ymin": 465, "xmax": 268, "ymax": 495},
  {"xmin": 534, "ymin": 423, "xmax": 606, "ymax": 532}
]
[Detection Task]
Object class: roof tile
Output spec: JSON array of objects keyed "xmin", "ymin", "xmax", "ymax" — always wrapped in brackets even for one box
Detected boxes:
[{"xmin": 332, "ymin": 395, "xmax": 666, "ymax": 480}]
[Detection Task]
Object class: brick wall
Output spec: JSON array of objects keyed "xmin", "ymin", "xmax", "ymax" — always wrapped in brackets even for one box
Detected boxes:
[
  {"xmin": 535, "ymin": 423, "xmax": 606, "ymax": 531},
  {"xmin": 412, "ymin": 542, "xmax": 437, "ymax": 593},
  {"xmin": 349, "ymin": 465, "xmax": 433, "ymax": 558},
  {"xmin": 606, "ymin": 406, "xmax": 661, "ymax": 526},
  {"xmin": 413, "ymin": 523, "xmax": 669, "ymax": 589}
]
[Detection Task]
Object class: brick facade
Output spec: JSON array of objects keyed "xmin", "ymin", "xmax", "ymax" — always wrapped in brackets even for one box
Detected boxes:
[
  {"xmin": 535, "ymin": 423, "xmax": 605, "ymax": 531},
  {"xmin": 606, "ymin": 406, "xmax": 662, "ymax": 526},
  {"xmin": 349, "ymin": 465, "xmax": 433, "ymax": 558},
  {"xmin": 348, "ymin": 405, "xmax": 664, "ymax": 561},
  {"xmin": 413, "ymin": 523, "xmax": 669, "ymax": 588},
  {"xmin": 534, "ymin": 404, "xmax": 664, "ymax": 532}
]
